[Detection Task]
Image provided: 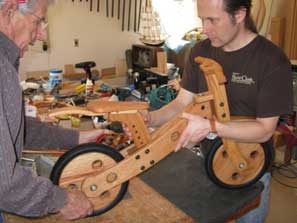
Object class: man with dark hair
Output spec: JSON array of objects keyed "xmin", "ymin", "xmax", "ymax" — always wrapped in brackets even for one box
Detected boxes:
[
  {"xmin": 144, "ymin": 0, "xmax": 292, "ymax": 222},
  {"xmin": 0, "ymin": 0, "xmax": 112, "ymax": 221}
]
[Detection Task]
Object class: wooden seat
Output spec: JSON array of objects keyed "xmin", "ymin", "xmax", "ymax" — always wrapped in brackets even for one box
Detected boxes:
[{"xmin": 87, "ymin": 100, "xmax": 149, "ymax": 113}]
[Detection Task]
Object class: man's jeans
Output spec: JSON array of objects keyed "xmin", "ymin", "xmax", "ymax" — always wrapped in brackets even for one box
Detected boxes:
[
  {"xmin": 236, "ymin": 172, "xmax": 271, "ymax": 223},
  {"xmin": 0, "ymin": 212, "xmax": 3, "ymax": 223}
]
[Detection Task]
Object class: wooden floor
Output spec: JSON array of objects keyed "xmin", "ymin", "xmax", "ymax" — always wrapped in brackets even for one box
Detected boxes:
[{"xmin": 3, "ymin": 177, "xmax": 196, "ymax": 223}]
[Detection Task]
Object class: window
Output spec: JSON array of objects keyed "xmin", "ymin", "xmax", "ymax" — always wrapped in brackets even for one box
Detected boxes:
[{"xmin": 152, "ymin": 0, "xmax": 201, "ymax": 41}]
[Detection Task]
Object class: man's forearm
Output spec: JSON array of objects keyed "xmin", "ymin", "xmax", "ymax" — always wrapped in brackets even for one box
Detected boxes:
[
  {"xmin": 150, "ymin": 88, "xmax": 194, "ymax": 127},
  {"xmin": 150, "ymin": 101, "xmax": 183, "ymax": 127},
  {"xmin": 215, "ymin": 116, "xmax": 279, "ymax": 143}
]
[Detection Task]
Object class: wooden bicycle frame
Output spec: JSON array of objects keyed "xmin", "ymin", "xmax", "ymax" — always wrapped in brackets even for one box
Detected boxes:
[{"xmin": 48, "ymin": 57, "xmax": 249, "ymax": 197}]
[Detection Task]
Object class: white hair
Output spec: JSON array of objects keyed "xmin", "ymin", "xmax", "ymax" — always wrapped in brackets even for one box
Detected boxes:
[{"xmin": 0, "ymin": 0, "xmax": 54, "ymax": 14}]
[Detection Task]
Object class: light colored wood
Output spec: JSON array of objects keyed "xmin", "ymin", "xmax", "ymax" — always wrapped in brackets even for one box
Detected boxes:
[
  {"xmin": 48, "ymin": 106, "xmax": 100, "ymax": 117},
  {"xmin": 284, "ymin": 0, "xmax": 297, "ymax": 59},
  {"xmin": 81, "ymin": 118, "xmax": 188, "ymax": 198},
  {"xmin": 3, "ymin": 178, "xmax": 196, "ymax": 223},
  {"xmin": 63, "ymin": 72, "xmax": 85, "ymax": 79},
  {"xmin": 251, "ymin": 0, "xmax": 266, "ymax": 32},
  {"xmin": 115, "ymin": 59, "xmax": 128, "ymax": 76},
  {"xmin": 270, "ymin": 17, "xmax": 286, "ymax": 48},
  {"xmin": 157, "ymin": 51, "xmax": 168, "ymax": 74},
  {"xmin": 87, "ymin": 100, "xmax": 149, "ymax": 113},
  {"xmin": 194, "ymin": 57, "xmax": 226, "ymax": 84},
  {"xmin": 196, "ymin": 56, "xmax": 248, "ymax": 171},
  {"xmin": 26, "ymin": 70, "xmax": 49, "ymax": 79},
  {"xmin": 101, "ymin": 67, "xmax": 116, "ymax": 78},
  {"xmin": 23, "ymin": 149, "xmax": 66, "ymax": 156},
  {"xmin": 212, "ymin": 143, "xmax": 265, "ymax": 186},
  {"xmin": 110, "ymin": 112, "xmax": 151, "ymax": 149},
  {"xmin": 63, "ymin": 64, "xmax": 75, "ymax": 75}
]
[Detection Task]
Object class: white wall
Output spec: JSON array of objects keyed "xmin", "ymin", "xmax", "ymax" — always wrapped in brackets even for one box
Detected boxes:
[
  {"xmin": 19, "ymin": 0, "xmax": 292, "ymax": 80},
  {"xmin": 19, "ymin": 0, "xmax": 140, "ymax": 79}
]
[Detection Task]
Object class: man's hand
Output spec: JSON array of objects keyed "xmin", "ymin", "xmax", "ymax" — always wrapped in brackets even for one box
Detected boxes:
[
  {"xmin": 59, "ymin": 189, "xmax": 93, "ymax": 220},
  {"xmin": 175, "ymin": 113, "xmax": 211, "ymax": 152},
  {"xmin": 79, "ymin": 128, "xmax": 113, "ymax": 144}
]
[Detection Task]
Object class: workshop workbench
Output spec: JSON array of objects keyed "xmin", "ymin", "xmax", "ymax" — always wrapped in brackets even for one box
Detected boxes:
[
  {"xmin": 3, "ymin": 177, "xmax": 195, "ymax": 223},
  {"xmin": 4, "ymin": 149, "xmax": 262, "ymax": 223}
]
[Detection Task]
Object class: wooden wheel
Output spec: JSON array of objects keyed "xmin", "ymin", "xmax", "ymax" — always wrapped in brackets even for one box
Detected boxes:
[
  {"xmin": 50, "ymin": 143, "xmax": 129, "ymax": 216},
  {"xmin": 201, "ymin": 138, "xmax": 272, "ymax": 189}
]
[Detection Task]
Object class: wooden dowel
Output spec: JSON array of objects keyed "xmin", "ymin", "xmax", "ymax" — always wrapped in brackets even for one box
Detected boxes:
[{"xmin": 23, "ymin": 149, "xmax": 67, "ymax": 156}]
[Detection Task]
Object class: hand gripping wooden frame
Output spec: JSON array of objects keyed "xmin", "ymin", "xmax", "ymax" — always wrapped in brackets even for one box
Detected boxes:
[{"xmin": 48, "ymin": 57, "xmax": 271, "ymax": 216}]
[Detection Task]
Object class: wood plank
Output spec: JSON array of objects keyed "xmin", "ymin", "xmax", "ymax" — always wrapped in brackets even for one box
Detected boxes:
[
  {"xmin": 115, "ymin": 59, "xmax": 128, "ymax": 76},
  {"xmin": 270, "ymin": 17, "xmax": 286, "ymax": 48},
  {"xmin": 3, "ymin": 178, "xmax": 196, "ymax": 223}
]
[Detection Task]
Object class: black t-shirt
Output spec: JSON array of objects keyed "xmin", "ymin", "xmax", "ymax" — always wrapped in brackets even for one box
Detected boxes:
[{"xmin": 181, "ymin": 35, "xmax": 293, "ymax": 117}]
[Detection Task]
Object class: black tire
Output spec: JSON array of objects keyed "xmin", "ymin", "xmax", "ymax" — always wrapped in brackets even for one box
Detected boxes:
[
  {"xmin": 50, "ymin": 143, "xmax": 129, "ymax": 216},
  {"xmin": 201, "ymin": 138, "xmax": 272, "ymax": 189}
]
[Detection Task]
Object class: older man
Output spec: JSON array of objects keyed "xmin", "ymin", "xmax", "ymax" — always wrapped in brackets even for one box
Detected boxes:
[{"xmin": 0, "ymin": 0, "xmax": 110, "ymax": 221}]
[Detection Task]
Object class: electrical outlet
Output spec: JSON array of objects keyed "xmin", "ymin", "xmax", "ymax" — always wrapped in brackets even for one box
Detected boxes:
[{"xmin": 74, "ymin": 39, "xmax": 79, "ymax": 47}]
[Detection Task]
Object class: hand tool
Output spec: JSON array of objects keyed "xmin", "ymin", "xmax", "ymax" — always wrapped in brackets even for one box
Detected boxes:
[
  {"xmin": 117, "ymin": 0, "xmax": 120, "ymax": 19},
  {"xmin": 138, "ymin": 0, "xmax": 142, "ymax": 31},
  {"xmin": 97, "ymin": 0, "xmax": 100, "ymax": 12},
  {"xmin": 90, "ymin": 0, "xmax": 93, "ymax": 11},
  {"xmin": 106, "ymin": 0, "xmax": 109, "ymax": 17},
  {"xmin": 112, "ymin": 0, "xmax": 114, "ymax": 17},
  {"xmin": 127, "ymin": 0, "xmax": 131, "ymax": 31},
  {"xmin": 122, "ymin": 0, "xmax": 126, "ymax": 31},
  {"xmin": 134, "ymin": 0, "xmax": 137, "ymax": 32}
]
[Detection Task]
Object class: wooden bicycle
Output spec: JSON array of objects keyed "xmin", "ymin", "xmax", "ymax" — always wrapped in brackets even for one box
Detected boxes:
[{"xmin": 48, "ymin": 56, "xmax": 272, "ymax": 216}]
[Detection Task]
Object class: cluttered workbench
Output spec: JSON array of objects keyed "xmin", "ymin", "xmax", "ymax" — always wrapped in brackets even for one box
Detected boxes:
[{"xmin": 14, "ymin": 60, "xmax": 264, "ymax": 223}]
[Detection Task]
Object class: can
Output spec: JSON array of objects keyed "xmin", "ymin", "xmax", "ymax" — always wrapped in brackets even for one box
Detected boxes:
[{"xmin": 49, "ymin": 69, "xmax": 63, "ymax": 88}]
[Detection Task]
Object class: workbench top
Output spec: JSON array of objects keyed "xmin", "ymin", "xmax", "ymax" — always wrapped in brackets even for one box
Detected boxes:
[{"xmin": 3, "ymin": 177, "xmax": 196, "ymax": 223}]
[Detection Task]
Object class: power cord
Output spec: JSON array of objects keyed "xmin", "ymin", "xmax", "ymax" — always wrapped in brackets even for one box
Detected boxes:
[{"xmin": 271, "ymin": 161, "xmax": 297, "ymax": 188}]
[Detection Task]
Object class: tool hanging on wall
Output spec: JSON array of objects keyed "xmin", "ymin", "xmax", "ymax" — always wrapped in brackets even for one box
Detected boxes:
[
  {"xmin": 127, "ymin": 0, "xmax": 131, "ymax": 31},
  {"xmin": 79, "ymin": 0, "xmax": 146, "ymax": 33},
  {"xmin": 134, "ymin": 0, "xmax": 137, "ymax": 32},
  {"xmin": 122, "ymin": 0, "xmax": 126, "ymax": 31},
  {"xmin": 106, "ymin": 0, "xmax": 109, "ymax": 17},
  {"xmin": 118, "ymin": 0, "xmax": 120, "ymax": 20},
  {"xmin": 112, "ymin": 0, "xmax": 114, "ymax": 17},
  {"xmin": 138, "ymin": 0, "xmax": 142, "ymax": 31}
]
